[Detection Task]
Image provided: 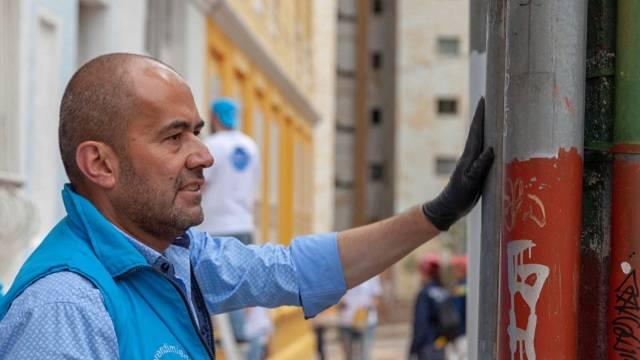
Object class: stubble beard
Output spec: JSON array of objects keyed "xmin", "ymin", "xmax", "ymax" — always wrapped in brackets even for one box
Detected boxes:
[{"xmin": 114, "ymin": 159, "xmax": 204, "ymax": 239}]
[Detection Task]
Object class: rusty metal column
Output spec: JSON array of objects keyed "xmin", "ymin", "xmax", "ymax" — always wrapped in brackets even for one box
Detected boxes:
[
  {"xmin": 607, "ymin": 0, "xmax": 640, "ymax": 358},
  {"xmin": 578, "ymin": 0, "xmax": 616, "ymax": 357},
  {"xmin": 497, "ymin": 0, "xmax": 587, "ymax": 359}
]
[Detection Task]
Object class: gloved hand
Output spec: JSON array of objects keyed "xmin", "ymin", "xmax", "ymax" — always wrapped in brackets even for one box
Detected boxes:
[{"xmin": 422, "ymin": 97, "xmax": 495, "ymax": 231}]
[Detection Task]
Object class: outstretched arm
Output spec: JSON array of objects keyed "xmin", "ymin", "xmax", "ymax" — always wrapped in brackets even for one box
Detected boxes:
[{"xmin": 338, "ymin": 98, "xmax": 495, "ymax": 288}]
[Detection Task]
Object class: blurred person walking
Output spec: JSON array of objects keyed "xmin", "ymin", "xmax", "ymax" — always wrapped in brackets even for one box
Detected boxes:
[
  {"xmin": 409, "ymin": 255, "xmax": 462, "ymax": 360},
  {"xmin": 201, "ymin": 98, "xmax": 270, "ymax": 359},
  {"xmin": 338, "ymin": 275, "xmax": 383, "ymax": 360},
  {"xmin": 201, "ymin": 97, "xmax": 260, "ymax": 246},
  {"xmin": 447, "ymin": 255, "xmax": 468, "ymax": 360},
  {"xmin": 243, "ymin": 307, "xmax": 273, "ymax": 360}
]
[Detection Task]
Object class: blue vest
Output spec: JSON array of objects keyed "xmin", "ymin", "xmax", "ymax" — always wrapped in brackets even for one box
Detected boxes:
[{"xmin": 0, "ymin": 185, "xmax": 214, "ymax": 359}]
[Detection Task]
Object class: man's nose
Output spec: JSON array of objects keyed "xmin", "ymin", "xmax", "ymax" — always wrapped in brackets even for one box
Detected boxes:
[{"xmin": 187, "ymin": 137, "xmax": 214, "ymax": 169}]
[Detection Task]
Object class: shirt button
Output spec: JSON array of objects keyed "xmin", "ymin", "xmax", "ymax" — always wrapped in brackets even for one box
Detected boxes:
[{"xmin": 160, "ymin": 262, "xmax": 170, "ymax": 272}]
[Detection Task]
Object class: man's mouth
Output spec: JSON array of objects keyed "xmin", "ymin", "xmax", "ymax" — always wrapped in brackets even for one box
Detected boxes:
[
  {"xmin": 182, "ymin": 183, "xmax": 201, "ymax": 191},
  {"xmin": 180, "ymin": 180, "xmax": 203, "ymax": 192}
]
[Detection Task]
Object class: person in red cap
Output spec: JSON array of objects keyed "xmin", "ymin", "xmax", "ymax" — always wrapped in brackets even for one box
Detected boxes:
[
  {"xmin": 449, "ymin": 255, "xmax": 468, "ymax": 359},
  {"xmin": 410, "ymin": 254, "xmax": 461, "ymax": 360}
]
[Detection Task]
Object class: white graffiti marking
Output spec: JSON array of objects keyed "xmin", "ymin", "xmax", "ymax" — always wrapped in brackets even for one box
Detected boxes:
[
  {"xmin": 507, "ymin": 240, "xmax": 550, "ymax": 360},
  {"xmin": 504, "ymin": 178, "xmax": 547, "ymax": 231}
]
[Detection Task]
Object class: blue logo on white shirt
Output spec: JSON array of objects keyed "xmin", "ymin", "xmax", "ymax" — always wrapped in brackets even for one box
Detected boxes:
[{"xmin": 231, "ymin": 146, "xmax": 251, "ymax": 171}]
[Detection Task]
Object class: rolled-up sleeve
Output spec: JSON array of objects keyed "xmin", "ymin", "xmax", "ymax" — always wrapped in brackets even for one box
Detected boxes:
[
  {"xmin": 290, "ymin": 232, "xmax": 347, "ymax": 318},
  {"xmin": 191, "ymin": 231, "xmax": 346, "ymax": 317}
]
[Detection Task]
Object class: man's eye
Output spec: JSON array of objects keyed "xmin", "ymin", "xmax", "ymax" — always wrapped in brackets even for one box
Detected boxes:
[
  {"xmin": 194, "ymin": 129, "xmax": 201, "ymax": 136},
  {"xmin": 168, "ymin": 133, "xmax": 182, "ymax": 141}
]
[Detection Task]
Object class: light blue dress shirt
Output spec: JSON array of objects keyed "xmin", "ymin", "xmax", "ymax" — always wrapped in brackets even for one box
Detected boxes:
[{"xmin": 0, "ymin": 230, "xmax": 345, "ymax": 359}]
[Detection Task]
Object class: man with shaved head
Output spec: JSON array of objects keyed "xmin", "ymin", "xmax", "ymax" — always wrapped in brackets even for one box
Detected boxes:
[{"xmin": 0, "ymin": 53, "xmax": 493, "ymax": 359}]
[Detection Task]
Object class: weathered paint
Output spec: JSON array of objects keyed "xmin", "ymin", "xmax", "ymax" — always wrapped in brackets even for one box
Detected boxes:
[
  {"xmin": 579, "ymin": 151, "xmax": 612, "ymax": 359},
  {"xmin": 607, "ymin": 157, "xmax": 640, "ymax": 359},
  {"xmin": 578, "ymin": 0, "xmax": 616, "ymax": 355},
  {"xmin": 499, "ymin": 148, "xmax": 582, "ymax": 360}
]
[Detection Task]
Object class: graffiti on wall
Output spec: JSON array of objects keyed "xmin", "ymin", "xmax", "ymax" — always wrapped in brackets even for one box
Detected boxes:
[
  {"xmin": 611, "ymin": 260, "xmax": 640, "ymax": 359},
  {"xmin": 504, "ymin": 176, "xmax": 550, "ymax": 360},
  {"xmin": 507, "ymin": 240, "xmax": 550, "ymax": 360},
  {"xmin": 504, "ymin": 178, "xmax": 547, "ymax": 232}
]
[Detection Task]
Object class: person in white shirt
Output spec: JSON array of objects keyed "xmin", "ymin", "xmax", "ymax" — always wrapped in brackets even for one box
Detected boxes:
[
  {"xmin": 201, "ymin": 97, "xmax": 260, "ymax": 245},
  {"xmin": 338, "ymin": 275, "xmax": 383, "ymax": 360},
  {"xmin": 201, "ymin": 97, "xmax": 268, "ymax": 359}
]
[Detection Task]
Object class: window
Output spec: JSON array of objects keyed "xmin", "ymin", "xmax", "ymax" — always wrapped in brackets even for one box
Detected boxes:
[
  {"xmin": 437, "ymin": 36, "xmax": 460, "ymax": 56},
  {"xmin": 336, "ymin": 123, "xmax": 356, "ymax": 133},
  {"xmin": 371, "ymin": 108, "xmax": 382, "ymax": 125},
  {"xmin": 437, "ymin": 98, "xmax": 458, "ymax": 115},
  {"xmin": 372, "ymin": 0, "xmax": 383, "ymax": 14},
  {"xmin": 370, "ymin": 163, "xmax": 384, "ymax": 181},
  {"xmin": 371, "ymin": 51, "xmax": 383, "ymax": 70},
  {"xmin": 337, "ymin": 68, "xmax": 356, "ymax": 78},
  {"xmin": 436, "ymin": 157, "xmax": 457, "ymax": 175},
  {"xmin": 335, "ymin": 178, "xmax": 354, "ymax": 189}
]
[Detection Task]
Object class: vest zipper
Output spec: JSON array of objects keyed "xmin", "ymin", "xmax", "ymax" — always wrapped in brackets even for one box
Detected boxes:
[{"xmin": 116, "ymin": 266, "xmax": 215, "ymax": 360}]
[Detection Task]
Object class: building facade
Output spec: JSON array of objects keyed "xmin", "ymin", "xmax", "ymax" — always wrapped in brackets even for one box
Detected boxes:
[
  {"xmin": 334, "ymin": 0, "xmax": 470, "ymax": 304},
  {"xmin": 393, "ymin": 0, "xmax": 470, "ymax": 300},
  {"xmin": 334, "ymin": 0, "xmax": 397, "ymax": 232}
]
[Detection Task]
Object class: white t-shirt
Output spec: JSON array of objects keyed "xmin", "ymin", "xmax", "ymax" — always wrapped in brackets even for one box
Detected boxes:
[
  {"xmin": 201, "ymin": 130, "xmax": 260, "ymax": 235},
  {"xmin": 339, "ymin": 276, "xmax": 383, "ymax": 327}
]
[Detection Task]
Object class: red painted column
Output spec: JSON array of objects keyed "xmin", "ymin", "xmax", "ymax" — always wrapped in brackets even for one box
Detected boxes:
[
  {"xmin": 608, "ymin": 152, "xmax": 640, "ymax": 359},
  {"xmin": 499, "ymin": 149, "xmax": 583, "ymax": 359}
]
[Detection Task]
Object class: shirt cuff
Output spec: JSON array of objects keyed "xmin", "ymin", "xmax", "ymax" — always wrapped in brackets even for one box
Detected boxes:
[{"xmin": 290, "ymin": 232, "xmax": 347, "ymax": 318}]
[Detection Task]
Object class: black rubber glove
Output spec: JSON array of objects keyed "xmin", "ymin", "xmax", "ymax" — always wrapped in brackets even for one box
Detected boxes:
[{"xmin": 422, "ymin": 97, "xmax": 495, "ymax": 231}]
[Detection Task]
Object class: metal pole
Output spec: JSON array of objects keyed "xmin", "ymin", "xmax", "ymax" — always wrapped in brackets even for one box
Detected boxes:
[
  {"xmin": 607, "ymin": 0, "xmax": 640, "ymax": 358},
  {"xmin": 478, "ymin": 0, "xmax": 503, "ymax": 357},
  {"xmin": 497, "ymin": 0, "xmax": 587, "ymax": 358},
  {"xmin": 468, "ymin": 0, "xmax": 490, "ymax": 357},
  {"xmin": 578, "ymin": 0, "xmax": 616, "ymax": 357}
]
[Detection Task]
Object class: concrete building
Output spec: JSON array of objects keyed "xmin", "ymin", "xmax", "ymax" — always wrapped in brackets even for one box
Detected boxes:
[
  {"xmin": 334, "ymin": 0, "xmax": 470, "ymax": 304},
  {"xmin": 334, "ymin": 0, "xmax": 397, "ymax": 232},
  {"xmin": 0, "ymin": 0, "xmax": 79, "ymax": 287},
  {"xmin": 393, "ymin": 0, "xmax": 470, "ymax": 301}
]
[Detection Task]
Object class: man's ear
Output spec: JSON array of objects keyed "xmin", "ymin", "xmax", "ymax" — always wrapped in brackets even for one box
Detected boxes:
[{"xmin": 75, "ymin": 141, "xmax": 119, "ymax": 189}]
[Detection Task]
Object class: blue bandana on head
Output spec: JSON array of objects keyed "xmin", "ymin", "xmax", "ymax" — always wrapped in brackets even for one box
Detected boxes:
[{"xmin": 211, "ymin": 98, "xmax": 239, "ymax": 129}]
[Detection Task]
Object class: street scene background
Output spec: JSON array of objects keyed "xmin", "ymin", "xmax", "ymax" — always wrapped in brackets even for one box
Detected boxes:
[{"xmin": 0, "ymin": 0, "xmax": 474, "ymax": 359}]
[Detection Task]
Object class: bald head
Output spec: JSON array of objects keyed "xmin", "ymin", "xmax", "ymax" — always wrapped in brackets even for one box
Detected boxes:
[{"xmin": 59, "ymin": 53, "xmax": 180, "ymax": 184}]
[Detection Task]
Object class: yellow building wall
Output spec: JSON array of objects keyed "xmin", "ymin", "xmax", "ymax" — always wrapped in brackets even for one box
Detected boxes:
[
  {"xmin": 223, "ymin": 0, "xmax": 314, "ymax": 99},
  {"xmin": 206, "ymin": 18, "xmax": 315, "ymax": 360}
]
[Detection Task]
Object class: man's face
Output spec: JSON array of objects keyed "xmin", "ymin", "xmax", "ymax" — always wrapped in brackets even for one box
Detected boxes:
[{"xmin": 110, "ymin": 62, "xmax": 213, "ymax": 237}]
